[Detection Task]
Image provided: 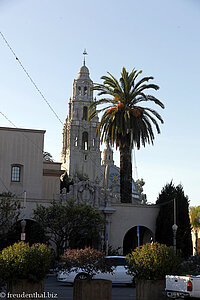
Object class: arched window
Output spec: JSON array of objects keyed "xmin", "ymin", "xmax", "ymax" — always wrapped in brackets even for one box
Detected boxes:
[
  {"xmin": 84, "ymin": 86, "xmax": 87, "ymax": 95},
  {"xmin": 78, "ymin": 86, "xmax": 81, "ymax": 95},
  {"xmin": 82, "ymin": 132, "xmax": 88, "ymax": 150},
  {"xmin": 92, "ymin": 138, "xmax": 95, "ymax": 147},
  {"xmin": 82, "ymin": 106, "xmax": 88, "ymax": 121},
  {"xmin": 11, "ymin": 165, "xmax": 22, "ymax": 182},
  {"xmin": 74, "ymin": 136, "xmax": 78, "ymax": 147}
]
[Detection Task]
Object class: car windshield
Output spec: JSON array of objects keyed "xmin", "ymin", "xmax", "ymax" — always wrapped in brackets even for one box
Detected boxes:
[{"xmin": 106, "ymin": 258, "xmax": 127, "ymax": 266}]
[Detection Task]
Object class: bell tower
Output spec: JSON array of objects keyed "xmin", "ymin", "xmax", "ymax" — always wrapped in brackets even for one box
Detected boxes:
[{"xmin": 61, "ymin": 57, "xmax": 101, "ymax": 182}]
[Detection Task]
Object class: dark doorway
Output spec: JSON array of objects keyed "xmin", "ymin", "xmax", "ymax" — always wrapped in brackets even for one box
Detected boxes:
[
  {"xmin": 123, "ymin": 226, "xmax": 153, "ymax": 255},
  {"xmin": 0, "ymin": 219, "xmax": 47, "ymax": 250}
]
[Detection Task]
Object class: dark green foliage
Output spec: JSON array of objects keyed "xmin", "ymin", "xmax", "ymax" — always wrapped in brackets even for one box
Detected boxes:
[
  {"xmin": 0, "ymin": 193, "xmax": 21, "ymax": 250},
  {"xmin": 0, "ymin": 242, "xmax": 53, "ymax": 284},
  {"xmin": 33, "ymin": 199, "xmax": 106, "ymax": 257},
  {"xmin": 126, "ymin": 242, "xmax": 181, "ymax": 280},
  {"xmin": 181, "ymin": 254, "xmax": 200, "ymax": 275},
  {"xmin": 107, "ymin": 245, "xmax": 122, "ymax": 256},
  {"xmin": 155, "ymin": 182, "xmax": 192, "ymax": 258},
  {"xmin": 60, "ymin": 171, "xmax": 73, "ymax": 192}
]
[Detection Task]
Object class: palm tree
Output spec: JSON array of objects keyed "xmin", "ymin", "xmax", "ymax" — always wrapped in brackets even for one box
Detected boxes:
[
  {"xmin": 190, "ymin": 206, "xmax": 200, "ymax": 255},
  {"xmin": 89, "ymin": 67, "xmax": 164, "ymax": 203}
]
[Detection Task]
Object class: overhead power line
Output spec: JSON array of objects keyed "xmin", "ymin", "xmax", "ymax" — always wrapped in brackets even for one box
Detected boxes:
[
  {"xmin": 0, "ymin": 32, "xmax": 137, "ymax": 195},
  {"xmin": 0, "ymin": 110, "xmax": 45, "ymax": 154},
  {"xmin": 0, "ymin": 111, "xmax": 17, "ymax": 128},
  {"xmin": 0, "ymin": 31, "xmax": 64, "ymax": 125},
  {"xmin": 0, "ymin": 31, "xmax": 105, "ymax": 178}
]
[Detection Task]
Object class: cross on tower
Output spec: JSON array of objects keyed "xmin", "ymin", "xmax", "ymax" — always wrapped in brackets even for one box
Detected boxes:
[{"xmin": 83, "ymin": 49, "xmax": 88, "ymax": 66}]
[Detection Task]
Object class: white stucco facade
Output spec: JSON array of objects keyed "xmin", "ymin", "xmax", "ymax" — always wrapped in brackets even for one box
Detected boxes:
[
  {"xmin": 110, "ymin": 204, "xmax": 160, "ymax": 251},
  {"xmin": 0, "ymin": 126, "xmax": 64, "ymax": 220},
  {"xmin": 0, "ymin": 127, "xmax": 45, "ymax": 199}
]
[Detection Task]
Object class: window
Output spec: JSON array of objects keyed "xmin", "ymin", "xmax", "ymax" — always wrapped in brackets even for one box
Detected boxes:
[
  {"xmin": 78, "ymin": 86, "xmax": 81, "ymax": 95},
  {"xmin": 74, "ymin": 137, "xmax": 78, "ymax": 147},
  {"xmin": 82, "ymin": 106, "xmax": 88, "ymax": 121},
  {"xmin": 11, "ymin": 166, "xmax": 21, "ymax": 182},
  {"xmin": 84, "ymin": 86, "xmax": 87, "ymax": 95},
  {"xmin": 92, "ymin": 138, "xmax": 95, "ymax": 147},
  {"xmin": 82, "ymin": 132, "xmax": 88, "ymax": 150}
]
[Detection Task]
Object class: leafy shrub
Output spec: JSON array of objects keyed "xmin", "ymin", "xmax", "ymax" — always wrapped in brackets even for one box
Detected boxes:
[
  {"xmin": 126, "ymin": 242, "xmax": 181, "ymax": 280},
  {"xmin": 107, "ymin": 245, "xmax": 122, "ymax": 256},
  {"xmin": 61, "ymin": 247, "xmax": 113, "ymax": 278},
  {"xmin": 181, "ymin": 254, "xmax": 200, "ymax": 275},
  {"xmin": 0, "ymin": 242, "xmax": 53, "ymax": 283}
]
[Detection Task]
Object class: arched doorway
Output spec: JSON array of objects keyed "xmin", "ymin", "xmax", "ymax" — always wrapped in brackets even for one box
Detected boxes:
[
  {"xmin": 123, "ymin": 226, "xmax": 153, "ymax": 255},
  {"xmin": 2, "ymin": 219, "xmax": 47, "ymax": 249}
]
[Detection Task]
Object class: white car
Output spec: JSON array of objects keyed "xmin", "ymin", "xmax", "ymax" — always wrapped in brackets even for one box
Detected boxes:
[{"xmin": 57, "ymin": 256, "xmax": 133, "ymax": 284}]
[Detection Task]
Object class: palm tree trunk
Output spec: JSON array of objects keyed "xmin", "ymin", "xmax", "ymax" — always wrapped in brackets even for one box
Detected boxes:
[
  {"xmin": 119, "ymin": 146, "xmax": 132, "ymax": 203},
  {"xmin": 195, "ymin": 229, "xmax": 198, "ymax": 255}
]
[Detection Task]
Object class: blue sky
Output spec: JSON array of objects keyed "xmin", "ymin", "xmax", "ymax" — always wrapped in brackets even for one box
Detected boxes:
[{"xmin": 0, "ymin": 0, "xmax": 199, "ymax": 205}]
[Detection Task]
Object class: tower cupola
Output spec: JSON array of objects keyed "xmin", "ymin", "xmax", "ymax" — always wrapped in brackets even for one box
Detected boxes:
[{"xmin": 77, "ymin": 64, "xmax": 90, "ymax": 80}]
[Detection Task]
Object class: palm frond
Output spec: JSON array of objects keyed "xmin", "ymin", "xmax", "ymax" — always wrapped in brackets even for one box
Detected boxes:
[
  {"xmin": 141, "ymin": 107, "xmax": 164, "ymax": 124},
  {"xmin": 105, "ymin": 72, "xmax": 123, "ymax": 94},
  {"xmin": 134, "ymin": 95, "xmax": 164, "ymax": 109},
  {"xmin": 133, "ymin": 76, "xmax": 154, "ymax": 90}
]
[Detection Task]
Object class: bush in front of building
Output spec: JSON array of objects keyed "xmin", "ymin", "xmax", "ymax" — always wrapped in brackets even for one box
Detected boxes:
[
  {"xmin": 126, "ymin": 242, "xmax": 181, "ymax": 280},
  {"xmin": 61, "ymin": 247, "xmax": 113, "ymax": 279},
  {"xmin": 181, "ymin": 254, "xmax": 200, "ymax": 275},
  {"xmin": 0, "ymin": 241, "xmax": 53, "ymax": 284}
]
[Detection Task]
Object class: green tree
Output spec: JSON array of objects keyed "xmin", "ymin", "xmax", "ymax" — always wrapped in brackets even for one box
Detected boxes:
[
  {"xmin": 189, "ymin": 206, "xmax": 200, "ymax": 255},
  {"xmin": 33, "ymin": 200, "xmax": 105, "ymax": 257},
  {"xmin": 155, "ymin": 182, "xmax": 192, "ymax": 258},
  {"xmin": 60, "ymin": 171, "xmax": 73, "ymax": 192},
  {"xmin": 0, "ymin": 192, "xmax": 21, "ymax": 250},
  {"xmin": 89, "ymin": 67, "xmax": 164, "ymax": 203}
]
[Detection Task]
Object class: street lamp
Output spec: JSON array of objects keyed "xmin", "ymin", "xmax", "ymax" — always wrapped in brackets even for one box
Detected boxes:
[
  {"xmin": 172, "ymin": 198, "xmax": 178, "ymax": 253},
  {"xmin": 172, "ymin": 223, "xmax": 178, "ymax": 253},
  {"xmin": 20, "ymin": 191, "xmax": 27, "ymax": 241},
  {"xmin": 21, "ymin": 219, "xmax": 26, "ymax": 241}
]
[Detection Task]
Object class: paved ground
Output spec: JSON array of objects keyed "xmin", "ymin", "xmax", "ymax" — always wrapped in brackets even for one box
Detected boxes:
[{"xmin": 45, "ymin": 274, "xmax": 136, "ymax": 300}]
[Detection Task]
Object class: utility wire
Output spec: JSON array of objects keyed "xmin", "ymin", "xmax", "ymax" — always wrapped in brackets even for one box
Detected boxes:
[
  {"xmin": 0, "ymin": 110, "xmax": 71, "ymax": 181},
  {"xmin": 0, "ymin": 111, "xmax": 17, "ymax": 128},
  {"xmin": 0, "ymin": 31, "xmax": 64, "ymax": 125},
  {"xmin": 0, "ymin": 32, "xmax": 136, "ymax": 196},
  {"xmin": 0, "ymin": 31, "xmax": 118, "ymax": 182},
  {"xmin": 0, "ymin": 110, "xmax": 45, "ymax": 155}
]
